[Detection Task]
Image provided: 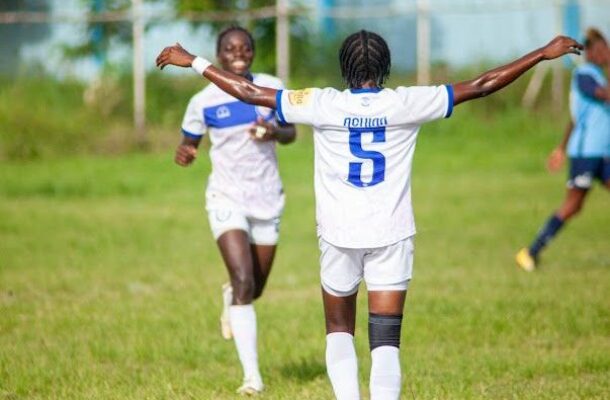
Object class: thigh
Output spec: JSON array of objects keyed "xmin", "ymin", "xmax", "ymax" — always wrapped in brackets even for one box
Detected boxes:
[
  {"xmin": 217, "ymin": 229, "xmax": 254, "ymax": 279},
  {"xmin": 319, "ymin": 238, "xmax": 364, "ymax": 297},
  {"xmin": 363, "ymin": 237, "xmax": 414, "ymax": 292}
]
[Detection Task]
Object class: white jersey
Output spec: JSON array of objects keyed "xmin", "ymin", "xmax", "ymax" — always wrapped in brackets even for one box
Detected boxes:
[
  {"xmin": 276, "ymin": 85, "xmax": 453, "ymax": 248},
  {"xmin": 182, "ymin": 73, "xmax": 286, "ymax": 220}
]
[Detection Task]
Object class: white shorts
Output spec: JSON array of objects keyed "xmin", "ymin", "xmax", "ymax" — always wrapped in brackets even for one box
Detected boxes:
[
  {"xmin": 319, "ymin": 236, "xmax": 414, "ymax": 297},
  {"xmin": 207, "ymin": 209, "xmax": 280, "ymax": 245}
]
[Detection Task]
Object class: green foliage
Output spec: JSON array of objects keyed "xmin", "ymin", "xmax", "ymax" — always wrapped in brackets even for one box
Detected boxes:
[{"xmin": 1, "ymin": 107, "xmax": 609, "ymax": 398}]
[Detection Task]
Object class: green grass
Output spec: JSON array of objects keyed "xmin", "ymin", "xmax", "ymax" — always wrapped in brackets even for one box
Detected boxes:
[{"xmin": 1, "ymin": 104, "xmax": 609, "ymax": 399}]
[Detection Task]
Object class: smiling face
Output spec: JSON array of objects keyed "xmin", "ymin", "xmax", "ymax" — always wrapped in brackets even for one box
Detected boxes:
[{"xmin": 216, "ymin": 30, "xmax": 254, "ymax": 76}]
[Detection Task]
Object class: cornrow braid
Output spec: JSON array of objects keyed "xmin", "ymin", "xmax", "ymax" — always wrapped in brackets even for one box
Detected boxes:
[
  {"xmin": 339, "ymin": 30, "xmax": 391, "ymax": 89},
  {"xmin": 216, "ymin": 25, "xmax": 255, "ymax": 54}
]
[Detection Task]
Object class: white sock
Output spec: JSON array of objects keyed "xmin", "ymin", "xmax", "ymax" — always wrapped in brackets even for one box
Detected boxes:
[
  {"xmin": 326, "ymin": 332, "xmax": 360, "ymax": 400},
  {"xmin": 370, "ymin": 346, "xmax": 401, "ymax": 400},
  {"xmin": 229, "ymin": 304, "xmax": 262, "ymax": 385}
]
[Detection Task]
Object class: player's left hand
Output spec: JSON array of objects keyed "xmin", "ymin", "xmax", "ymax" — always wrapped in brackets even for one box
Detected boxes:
[
  {"xmin": 249, "ymin": 117, "xmax": 276, "ymax": 142},
  {"xmin": 541, "ymin": 36, "xmax": 583, "ymax": 60},
  {"xmin": 547, "ymin": 147, "xmax": 566, "ymax": 172},
  {"xmin": 156, "ymin": 43, "xmax": 195, "ymax": 70}
]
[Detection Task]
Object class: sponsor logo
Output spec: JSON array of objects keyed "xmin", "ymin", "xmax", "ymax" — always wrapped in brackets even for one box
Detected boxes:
[
  {"xmin": 288, "ymin": 88, "xmax": 313, "ymax": 106},
  {"xmin": 216, "ymin": 106, "xmax": 230, "ymax": 119}
]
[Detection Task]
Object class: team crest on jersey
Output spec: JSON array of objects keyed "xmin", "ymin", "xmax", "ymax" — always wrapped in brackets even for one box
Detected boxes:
[
  {"xmin": 288, "ymin": 88, "xmax": 313, "ymax": 106},
  {"xmin": 216, "ymin": 105, "xmax": 231, "ymax": 119}
]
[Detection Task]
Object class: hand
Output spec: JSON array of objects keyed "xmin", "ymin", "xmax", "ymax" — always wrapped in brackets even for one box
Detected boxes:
[
  {"xmin": 547, "ymin": 147, "xmax": 566, "ymax": 173},
  {"xmin": 249, "ymin": 117, "xmax": 276, "ymax": 142},
  {"xmin": 156, "ymin": 43, "xmax": 196, "ymax": 70},
  {"xmin": 175, "ymin": 144, "xmax": 197, "ymax": 166},
  {"xmin": 541, "ymin": 36, "xmax": 583, "ymax": 60}
]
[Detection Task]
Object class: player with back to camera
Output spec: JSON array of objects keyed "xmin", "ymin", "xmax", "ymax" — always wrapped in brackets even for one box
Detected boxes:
[
  {"xmin": 516, "ymin": 28, "xmax": 610, "ymax": 272},
  {"xmin": 174, "ymin": 26, "xmax": 296, "ymax": 395},
  {"xmin": 157, "ymin": 31, "xmax": 581, "ymax": 399}
]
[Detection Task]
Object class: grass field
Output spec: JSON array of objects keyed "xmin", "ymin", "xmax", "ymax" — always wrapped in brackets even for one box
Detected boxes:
[{"xmin": 1, "ymin": 103, "xmax": 608, "ymax": 399}]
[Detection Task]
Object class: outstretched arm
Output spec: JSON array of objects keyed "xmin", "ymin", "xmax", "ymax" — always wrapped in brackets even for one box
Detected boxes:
[
  {"xmin": 156, "ymin": 44, "xmax": 278, "ymax": 108},
  {"xmin": 452, "ymin": 36, "xmax": 583, "ymax": 106}
]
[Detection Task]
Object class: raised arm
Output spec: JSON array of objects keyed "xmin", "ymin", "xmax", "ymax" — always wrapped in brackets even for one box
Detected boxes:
[
  {"xmin": 156, "ymin": 43, "xmax": 278, "ymax": 108},
  {"xmin": 452, "ymin": 36, "xmax": 583, "ymax": 106}
]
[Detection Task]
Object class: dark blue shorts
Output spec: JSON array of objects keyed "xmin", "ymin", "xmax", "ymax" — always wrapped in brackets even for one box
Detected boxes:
[{"xmin": 567, "ymin": 157, "xmax": 610, "ymax": 189}]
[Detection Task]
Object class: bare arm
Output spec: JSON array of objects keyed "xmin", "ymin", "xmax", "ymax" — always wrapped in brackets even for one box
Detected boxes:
[
  {"xmin": 452, "ymin": 36, "xmax": 583, "ymax": 106},
  {"xmin": 156, "ymin": 44, "xmax": 278, "ymax": 108}
]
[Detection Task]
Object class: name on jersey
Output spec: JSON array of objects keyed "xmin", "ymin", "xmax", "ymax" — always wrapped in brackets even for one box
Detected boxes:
[{"xmin": 343, "ymin": 116, "xmax": 388, "ymax": 128}]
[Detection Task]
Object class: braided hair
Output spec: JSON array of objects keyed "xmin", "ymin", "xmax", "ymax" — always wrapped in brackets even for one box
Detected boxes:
[
  {"xmin": 339, "ymin": 30, "xmax": 391, "ymax": 89},
  {"xmin": 216, "ymin": 25, "xmax": 255, "ymax": 54}
]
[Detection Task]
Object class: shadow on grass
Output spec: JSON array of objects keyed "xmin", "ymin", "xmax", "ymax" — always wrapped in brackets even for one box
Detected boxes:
[{"xmin": 277, "ymin": 358, "xmax": 326, "ymax": 383}]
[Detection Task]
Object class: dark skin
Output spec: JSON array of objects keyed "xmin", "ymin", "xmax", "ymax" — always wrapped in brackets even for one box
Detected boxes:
[
  {"xmin": 157, "ymin": 34, "xmax": 583, "ymax": 330},
  {"xmin": 175, "ymin": 30, "xmax": 296, "ymax": 305}
]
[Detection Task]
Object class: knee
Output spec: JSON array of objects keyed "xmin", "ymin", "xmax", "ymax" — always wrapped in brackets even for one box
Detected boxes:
[
  {"xmin": 231, "ymin": 271, "xmax": 255, "ymax": 304},
  {"xmin": 369, "ymin": 313, "xmax": 403, "ymax": 351}
]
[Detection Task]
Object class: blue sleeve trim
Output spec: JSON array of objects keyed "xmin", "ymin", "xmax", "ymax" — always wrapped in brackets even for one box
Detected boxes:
[
  {"xmin": 576, "ymin": 73, "xmax": 600, "ymax": 99},
  {"xmin": 444, "ymin": 84, "xmax": 454, "ymax": 118},
  {"xmin": 181, "ymin": 128, "xmax": 202, "ymax": 139},
  {"xmin": 275, "ymin": 90, "xmax": 287, "ymax": 125}
]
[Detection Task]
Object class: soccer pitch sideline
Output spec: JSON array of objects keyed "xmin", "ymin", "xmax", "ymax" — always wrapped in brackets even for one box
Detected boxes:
[{"xmin": 1, "ymin": 105, "xmax": 608, "ymax": 399}]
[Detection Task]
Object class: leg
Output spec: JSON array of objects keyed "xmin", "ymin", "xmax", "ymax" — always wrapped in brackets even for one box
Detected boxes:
[
  {"xmin": 367, "ymin": 291, "xmax": 406, "ymax": 400},
  {"xmin": 319, "ymin": 238, "xmax": 364, "ymax": 399},
  {"xmin": 217, "ymin": 230, "xmax": 256, "ymax": 305},
  {"xmin": 529, "ymin": 187, "xmax": 588, "ymax": 257},
  {"xmin": 323, "ymin": 288, "xmax": 360, "ymax": 400},
  {"xmin": 250, "ymin": 244, "xmax": 276, "ymax": 300},
  {"xmin": 363, "ymin": 238, "xmax": 413, "ymax": 400},
  {"xmin": 216, "ymin": 230, "xmax": 263, "ymax": 392}
]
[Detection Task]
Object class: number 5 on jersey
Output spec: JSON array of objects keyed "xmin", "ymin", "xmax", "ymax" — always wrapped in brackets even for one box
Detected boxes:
[{"xmin": 347, "ymin": 127, "xmax": 386, "ymax": 187}]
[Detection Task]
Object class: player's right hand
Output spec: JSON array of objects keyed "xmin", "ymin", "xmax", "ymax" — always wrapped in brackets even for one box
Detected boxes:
[
  {"xmin": 541, "ymin": 36, "xmax": 583, "ymax": 60},
  {"xmin": 156, "ymin": 43, "xmax": 196, "ymax": 70},
  {"xmin": 175, "ymin": 144, "xmax": 197, "ymax": 166},
  {"xmin": 547, "ymin": 147, "xmax": 566, "ymax": 173}
]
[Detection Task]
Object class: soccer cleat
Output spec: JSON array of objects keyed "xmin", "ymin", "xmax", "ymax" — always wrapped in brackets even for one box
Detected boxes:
[
  {"xmin": 236, "ymin": 376, "xmax": 264, "ymax": 396},
  {"xmin": 221, "ymin": 283, "xmax": 233, "ymax": 340},
  {"xmin": 516, "ymin": 248, "xmax": 537, "ymax": 272}
]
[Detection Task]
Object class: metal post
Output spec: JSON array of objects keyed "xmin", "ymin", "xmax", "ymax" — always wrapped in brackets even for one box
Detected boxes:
[
  {"xmin": 552, "ymin": 0, "xmax": 564, "ymax": 112},
  {"xmin": 276, "ymin": 0, "xmax": 290, "ymax": 84},
  {"xmin": 132, "ymin": 0, "xmax": 146, "ymax": 140},
  {"xmin": 416, "ymin": 0, "xmax": 430, "ymax": 85}
]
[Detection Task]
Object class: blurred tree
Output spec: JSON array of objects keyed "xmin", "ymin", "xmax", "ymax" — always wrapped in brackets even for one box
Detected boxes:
[{"xmin": 0, "ymin": 0, "xmax": 51, "ymax": 76}]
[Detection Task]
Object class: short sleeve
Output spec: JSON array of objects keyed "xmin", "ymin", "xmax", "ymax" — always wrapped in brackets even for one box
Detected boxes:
[
  {"xmin": 576, "ymin": 73, "xmax": 601, "ymax": 99},
  {"xmin": 181, "ymin": 96, "xmax": 205, "ymax": 138},
  {"xmin": 276, "ymin": 88, "xmax": 319, "ymax": 125},
  {"xmin": 394, "ymin": 85, "xmax": 453, "ymax": 124}
]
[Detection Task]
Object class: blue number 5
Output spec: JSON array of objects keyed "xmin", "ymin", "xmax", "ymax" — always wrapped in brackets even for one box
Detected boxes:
[{"xmin": 348, "ymin": 128, "xmax": 386, "ymax": 187}]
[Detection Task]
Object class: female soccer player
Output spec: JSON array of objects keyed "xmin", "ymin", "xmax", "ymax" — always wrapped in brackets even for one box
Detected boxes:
[
  {"xmin": 516, "ymin": 28, "xmax": 609, "ymax": 272},
  {"xmin": 174, "ymin": 26, "xmax": 296, "ymax": 394},
  {"xmin": 157, "ymin": 31, "xmax": 581, "ymax": 399}
]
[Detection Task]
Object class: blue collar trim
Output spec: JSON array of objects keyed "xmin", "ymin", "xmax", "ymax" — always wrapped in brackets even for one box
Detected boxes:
[{"xmin": 349, "ymin": 87, "xmax": 382, "ymax": 94}]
